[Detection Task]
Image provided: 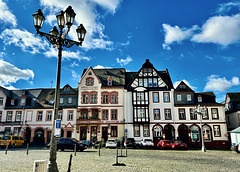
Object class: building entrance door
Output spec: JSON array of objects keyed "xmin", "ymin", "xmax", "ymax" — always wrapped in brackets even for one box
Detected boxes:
[
  {"xmin": 102, "ymin": 127, "xmax": 108, "ymax": 142},
  {"xmin": 164, "ymin": 125, "xmax": 174, "ymax": 140},
  {"xmin": 178, "ymin": 125, "xmax": 189, "ymax": 144}
]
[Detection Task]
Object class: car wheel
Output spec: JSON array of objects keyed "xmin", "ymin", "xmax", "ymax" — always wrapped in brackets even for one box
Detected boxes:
[
  {"xmin": 61, "ymin": 148, "xmax": 64, "ymax": 151},
  {"xmin": 159, "ymin": 146, "xmax": 162, "ymax": 150},
  {"xmin": 12, "ymin": 143, "xmax": 16, "ymax": 148},
  {"xmin": 80, "ymin": 149, "xmax": 84, "ymax": 152}
]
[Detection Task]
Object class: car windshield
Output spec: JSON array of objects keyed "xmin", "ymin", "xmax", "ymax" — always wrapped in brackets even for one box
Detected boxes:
[
  {"xmin": 163, "ymin": 140, "xmax": 171, "ymax": 143},
  {"xmin": 108, "ymin": 140, "xmax": 115, "ymax": 142},
  {"xmin": 174, "ymin": 140, "xmax": 183, "ymax": 143},
  {"xmin": 2, "ymin": 136, "xmax": 11, "ymax": 140}
]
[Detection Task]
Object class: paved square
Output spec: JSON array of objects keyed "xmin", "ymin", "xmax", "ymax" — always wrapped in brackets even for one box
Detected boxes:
[{"xmin": 0, "ymin": 148, "xmax": 239, "ymax": 171}]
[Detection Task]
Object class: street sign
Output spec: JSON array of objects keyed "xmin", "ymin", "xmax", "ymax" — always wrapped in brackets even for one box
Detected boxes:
[{"xmin": 55, "ymin": 119, "xmax": 61, "ymax": 137}]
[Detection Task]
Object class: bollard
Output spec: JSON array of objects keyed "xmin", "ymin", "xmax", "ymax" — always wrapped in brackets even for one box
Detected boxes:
[
  {"xmin": 26, "ymin": 143, "xmax": 29, "ymax": 155},
  {"xmin": 5, "ymin": 143, "xmax": 8, "ymax": 155},
  {"xmin": 67, "ymin": 154, "xmax": 73, "ymax": 172},
  {"xmin": 98, "ymin": 143, "xmax": 100, "ymax": 156},
  {"xmin": 74, "ymin": 144, "xmax": 77, "ymax": 156},
  {"xmin": 112, "ymin": 147, "xmax": 126, "ymax": 166}
]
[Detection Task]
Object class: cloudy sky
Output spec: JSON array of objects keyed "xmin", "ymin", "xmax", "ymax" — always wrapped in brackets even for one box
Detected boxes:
[{"xmin": 0, "ymin": 0, "xmax": 240, "ymax": 102}]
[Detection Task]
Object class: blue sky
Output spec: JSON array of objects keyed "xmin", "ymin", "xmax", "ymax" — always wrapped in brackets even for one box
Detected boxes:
[{"xmin": 0, "ymin": 0, "xmax": 240, "ymax": 103}]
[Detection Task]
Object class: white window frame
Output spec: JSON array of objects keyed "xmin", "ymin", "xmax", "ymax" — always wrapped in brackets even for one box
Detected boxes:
[
  {"xmin": 187, "ymin": 94, "xmax": 191, "ymax": 101},
  {"xmin": 177, "ymin": 94, "xmax": 182, "ymax": 101}
]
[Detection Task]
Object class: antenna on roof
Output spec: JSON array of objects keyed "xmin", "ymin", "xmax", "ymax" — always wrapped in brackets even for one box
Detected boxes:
[{"xmin": 51, "ymin": 80, "xmax": 53, "ymax": 89}]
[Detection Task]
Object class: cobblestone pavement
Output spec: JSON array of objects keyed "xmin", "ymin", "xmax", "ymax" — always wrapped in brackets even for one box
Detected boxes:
[{"xmin": 0, "ymin": 147, "xmax": 239, "ymax": 172}]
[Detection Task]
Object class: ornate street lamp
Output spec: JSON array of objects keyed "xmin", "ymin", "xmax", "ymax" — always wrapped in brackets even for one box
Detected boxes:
[
  {"xmin": 32, "ymin": 6, "xmax": 86, "ymax": 172},
  {"xmin": 193, "ymin": 104, "xmax": 207, "ymax": 152}
]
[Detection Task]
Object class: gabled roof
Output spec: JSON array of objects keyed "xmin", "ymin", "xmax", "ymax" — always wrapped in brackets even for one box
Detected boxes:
[
  {"xmin": 230, "ymin": 127, "xmax": 240, "ymax": 133},
  {"xmin": 175, "ymin": 81, "xmax": 194, "ymax": 92},
  {"xmin": 81, "ymin": 67, "xmax": 126, "ymax": 87},
  {"xmin": 126, "ymin": 59, "xmax": 173, "ymax": 90}
]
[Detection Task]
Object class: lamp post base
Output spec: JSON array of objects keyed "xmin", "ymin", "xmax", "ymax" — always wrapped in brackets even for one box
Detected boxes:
[
  {"xmin": 47, "ymin": 161, "xmax": 59, "ymax": 172},
  {"xmin": 202, "ymin": 146, "xmax": 206, "ymax": 152}
]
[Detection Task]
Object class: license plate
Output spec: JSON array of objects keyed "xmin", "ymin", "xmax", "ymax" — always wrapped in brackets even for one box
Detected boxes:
[
  {"xmin": 180, "ymin": 144, "xmax": 184, "ymax": 146},
  {"xmin": 166, "ymin": 144, "xmax": 169, "ymax": 145}
]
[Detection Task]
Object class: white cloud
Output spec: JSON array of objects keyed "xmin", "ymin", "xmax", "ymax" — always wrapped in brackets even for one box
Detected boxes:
[
  {"xmin": 0, "ymin": 29, "xmax": 49, "ymax": 54},
  {"xmin": 173, "ymin": 80, "xmax": 197, "ymax": 91},
  {"xmin": 0, "ymin": 0, "xmax": 17, "ymax": 26},
  {"xmin": 204, "ymin": 75, "xmax": 240, "ymax": 92},
  {"xmin": 216, "ymin": 2, "xmax": 240, "ymax": 14},
  {"xmin": 70, "ymin": 61, "xmax": 79, "ymax": 67},
  {"xmin": 71, "ymin": 70, "xmax": 81, "ymax": 81},
  {"xmin": 44, "ymin": 47, "xmax": 91, "ymax": 61},
  {"xmin": 0, "ymin": 60, "xmax": 34, "ymax": 86},
  {"xmin": 192, "ymin": 14, "xmax": 240, "ymax": 46},
  {"xmin": 221, "ymin": 56, "xmax": 234, "ymax": 62},
  {"xmin": 93, "ymin": 65, "xmax": 112, "ymax": 69},
  {"xmin": 116, "ymin": 56, "xmax": 133, "ymax": 66},
  {"xmin": 40, "ymin": 0, "xmax": 120, "ymax": 50},
  {"xmin": 162, "ymin": 24, "xmax": 199, "ymax": 49}
]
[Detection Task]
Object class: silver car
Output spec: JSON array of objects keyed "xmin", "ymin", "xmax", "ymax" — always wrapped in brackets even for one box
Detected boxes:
[{"xmin": 105, "ymin": 139, "xmax": 117, "ymax": 148}]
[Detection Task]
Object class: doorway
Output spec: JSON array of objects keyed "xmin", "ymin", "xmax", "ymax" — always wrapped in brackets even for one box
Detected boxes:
[
  {"xmin": 164, "ymin": 125, "xmax": 174, "ymax": 140},
  {"xmin": 102, "ymin": 127, "xmax": 108, "ymax": 142},
  {"xmin": 178, "ymin": 125, "xmax": 189, "ymax": 144}
]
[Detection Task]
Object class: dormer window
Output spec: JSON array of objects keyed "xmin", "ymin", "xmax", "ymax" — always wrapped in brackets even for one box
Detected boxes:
[
  {"xmin": 22, "ymin": 90, "xmax": 25, "ymax": 96},
  {"xmin": 117, "ymin": 70, "xmax": 122, "ymax": 75},
  {"xmin": 103, "ymin": 70, "xmax": 108, "ymax": 74},
  {"xmin": 0, "ymin": 97, "xmax": 3, "ymax": 105},
  {"xmin": 20, "ymin": 97, "xmax": 26, "ymax": 106},
  {"xmin": 198, "ymin": 96, "xmax": 202, "ymax": 102},
  {"xmin": 107, "ymin": 77, "xmax": 112, "ymax": 86},
  {"xmin": 11, "ymin": 99, "xmax": 15, "ymax": 105}
]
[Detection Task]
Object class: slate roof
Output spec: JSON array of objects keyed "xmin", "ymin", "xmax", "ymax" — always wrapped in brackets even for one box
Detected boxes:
[
  {"xmin": 227, "ymin": 92, "xmax": 240, "ymax": 102},
  {"xmin": 175, "ymin": 81, "xmax": 194, "ymax": 92}
]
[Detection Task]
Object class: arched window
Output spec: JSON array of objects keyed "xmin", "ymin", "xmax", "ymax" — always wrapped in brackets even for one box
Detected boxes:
[
  {"xmin": 190, "ymin": 125, "xmax": 200, "ymax": 142},
  {"xmin": 203, "ymin": 125, "xmax": 211, "ymax": 142},
  {"xmin": 153, "ymin": 125, "xmax": 162, "ymax": 137}
]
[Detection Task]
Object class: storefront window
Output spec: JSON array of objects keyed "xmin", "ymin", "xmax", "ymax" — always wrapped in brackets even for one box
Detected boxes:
[
  {"xmin": 190, "ymin": 126, "xmax": 200, "ymax": 142},
  {"xmin": 203, "ymin": 125, "xmax": 211, "ymax": 142},
  {"xmin": 154, "ymin": 125, "xmax": 162, "ymax": 137}
]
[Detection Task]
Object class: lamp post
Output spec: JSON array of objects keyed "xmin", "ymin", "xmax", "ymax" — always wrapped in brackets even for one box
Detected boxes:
[
  {"xmin": 32, "ymin": 6, "xmax": 86, "ymax": 172},
  {"xmin": 193, "ymin": 104, "xmax": 207, "ymax": 152}
]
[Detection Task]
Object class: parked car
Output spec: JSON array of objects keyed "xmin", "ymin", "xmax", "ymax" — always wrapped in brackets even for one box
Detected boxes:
[
  {"xmin": 157, "ymin": 140, "xmax": 172, "ymax": 149},
  {"xmin": 231, "ymin": 143, "xmax": 240, "ymax": 153},
  {"xmin": 140, "ymin": 139, "xmax": 154, "ymax": 147},
  {"xmin": 124, "ymin": 138, "xmax": 136, "ymax": 148},
  {"xmin": 57, "ymin": 138, "xmax": 86, "ymax": 152},
  {"xmin": 105, "ymin": 139, "xmax": 118, "ymax": 148},
  {"xmin": 0, "ymin": 135, "xmax": 24, "ymax": 148},
  {"xmin": 172, "ymin": 140, "xmax": 187, "ymax": 150}
]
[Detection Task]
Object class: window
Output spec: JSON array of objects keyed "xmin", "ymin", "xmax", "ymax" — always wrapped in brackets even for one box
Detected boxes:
[
  {"xmin": 148, "ymin": 79, "xmax": 153, "ymax": 87},
  {"xmin": 143, "ymin": 125, "xmax": 150, "ymax": 137},
  {"xmin": 37, "ymin": 111, "xmax": 43, "ymax": 121},
  {"xmin": 211, "ymin": 108, "xmax": 219, "ymax": 119},
  {"xmin": 16, "ymin": 111, "xmax": 22, "ymax": 121},
  {"xmin": 153, "ymin": 78, "xmax": 158, "ymax": 87},
  {"xmin": 139, "ymin": 79, "xmax": 143, "ymax": 86},
  {"xmin": 102, "ymin": 93, "xmax": 109, "ymax": 104},
  {"xmin": 58, "ymin": 111, "xmax": 63, "ymax": 120},
  {"xmin": 163, "ymin": 92, "xmax": 170, "ymax": 102},
  {"xmin": 198, "ymin": 96, "xmax": 202, "ymax": 102},
  {"xmin": 0, "ymin": 97, "xmax": 3, "ymax": 105},
  {"xmin": 82, "ymin": 93, "xmax": 89, "ymax": 104},
  {"xmin": 137, "ymin": 109, "xmax": 145, "ymax": 119},
  {"xmin": 20, "ymin": 97, "xmax": 26, "ymax": 106},
  {"xmin": 153, "ymin": 92, "xmax": 159, "ymax": 103},
  {"xmin": 81, "ymin": 110, "xmax": 88, "ymax": 119},
  {"xmin": 190, "ymin": 126, "xmax": 200, "ymax": 142},
  {"xmin": 213, "ymin": 125, "xmax": 221, "ymax": 137},
  {"xmin": 92, "ymin": 109, "xmax": 99, "ymax": 119},
  {"xmin": 154, "ymin": 109, "xmax": 160, "ymax": 120},
  {"xmin": 107, "ymin": 78, "xmax": 112, "ymax": 86},
  {"xmin": 179, "ymin": 108, "xmax": 186, "ymax": 120},
  {"xmin": 144, "ymin": 78, "xmax": 148, "ymax": 87},
  {"xmin": 111, "ymin": 93, "xmax": 118, "ymax": 104},
  {"xmin": 11, "ymin": 99, "xmax": 14, "ymax": 105},
  {"xmin": 190, "ymin": 108, "xmax": 197, "ymax": 120},
  {"xmin": 0, "ymin": 111, "xmax": 2, "ymax": 121},
  {"xmin": 187, "ymin": 94, "xmax": 191, "ymax": 101},
  {"xmin": 154, "ymin": 125, "xmax": 162, "ymax": 137},
  {"xmin": 90, "ymin": 93, "xmax": 97, "ymax": 104},
  {"xmin": 68, "ymin": 111, "xmax": 73, "ymax": 121},
  {"xmin": 68, "ymin": 97, "xmax": 72, "ymax": 104},
  {"xmin": 202, "ymin": 108, "xmax": 209, "ymax": 119},
  {"xmin": 203, "ymin": 125, "xmax": 211, "ymax": 142},
  {"xmin": 137, "ymin": 92, "xmax": 144, "ymax": 101},
  {"xmin": 46, "ymin": 111, "xmax": 52, "ymax": 121},
  {"xmin": 134, "ymin": 125, "xmax": 140, "ymax": 137},
  {"xmin": 111, "ymin": 109, "xmax": 117, "ymax": 120},
  {"xmin": 177, "ymin": 94, "xmax": 182, "ymax": 101},
  {"xmin": 60, "ymin": 97, "xmax": 64, "ymax": 104},
  {"xmin": 102, "ymin": 110, "xmax": 108, "ymax": 120},
  {"xmin": 111, "ymin": 126, "xmax": 117, "ymax": 137},
  {"xmin": 7, "ymin": 111, "xmax": 12, "ymax": 121},
  {"xmin": 164, "ymin": 109, "xmax": 171, "ymax": 120},
  {"xmin": 86, "ymin": 78, "xmax": 94, "ymax": 86}
]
